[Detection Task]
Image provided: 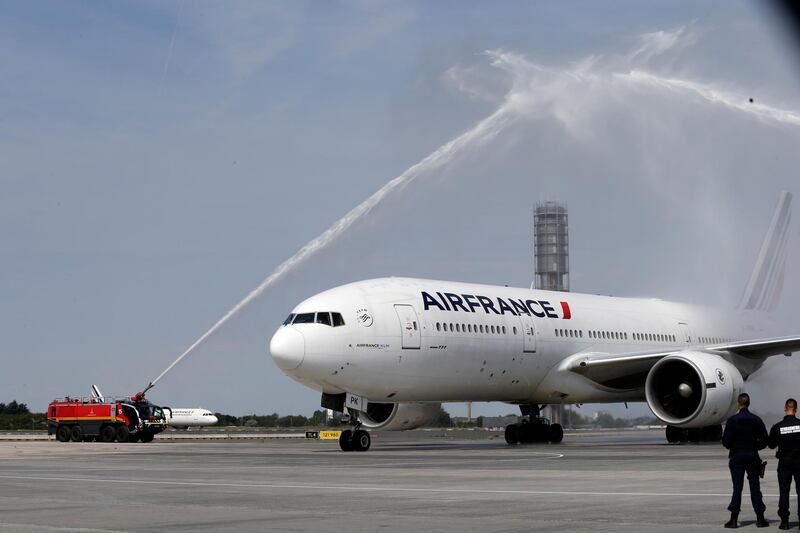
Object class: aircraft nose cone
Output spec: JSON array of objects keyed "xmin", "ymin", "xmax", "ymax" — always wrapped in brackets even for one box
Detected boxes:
[{"xmin": 270, "ymin": 327, "xmax": 305, "ymax": 371}]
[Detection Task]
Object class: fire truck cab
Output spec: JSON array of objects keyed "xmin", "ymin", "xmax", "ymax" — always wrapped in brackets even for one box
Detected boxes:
[{"xmin": 47, "ymin": 394, "xmax": 167, "ymax": 443}]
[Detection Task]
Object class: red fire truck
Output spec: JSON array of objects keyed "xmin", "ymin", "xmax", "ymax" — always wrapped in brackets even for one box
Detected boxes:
[{"xmin": 47, "ymin": 393, "xmax": 167, "ymax": 443}]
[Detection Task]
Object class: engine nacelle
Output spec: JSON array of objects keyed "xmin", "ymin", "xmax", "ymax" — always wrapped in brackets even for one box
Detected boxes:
[
  {"xmin": 645, "ymin": 351, "xmax": 744, "ymax": 428},
  {"xmin": 359, "ymin": 402, "xmax": 441, "ymax": 431}
]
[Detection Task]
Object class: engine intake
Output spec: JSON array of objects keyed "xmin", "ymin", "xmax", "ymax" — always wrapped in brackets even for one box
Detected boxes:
[
  {"xmin": 645, "ymin": 352, "xmax": 743, "ymax": 428},
  {"xmin": 359, "ymin": 402, "xmax": 441, "ymax": 431}
]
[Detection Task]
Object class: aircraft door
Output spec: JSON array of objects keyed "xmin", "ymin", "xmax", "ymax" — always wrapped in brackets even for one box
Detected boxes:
[
  {"xmin": 678, "ymin": 322, "xmax": 692, "ymax": 345},
  {"xmin": 519, "ymin": 314, "xmax": 537, "ymax": 353},
  {"xmin": 394, "ymin": 304, "xmax": 421, "ymax": 349}
]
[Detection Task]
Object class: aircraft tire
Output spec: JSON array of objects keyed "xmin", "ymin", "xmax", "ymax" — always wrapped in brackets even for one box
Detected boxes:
[
  {"xmin": 504, "ymin": 424, "xmax": 519, "ymax": 444},
  {"xmin": 518, "ymin": 424, "xmax": 535, "ymax": 444},
  {"xmin": 665, "ymin": 425, "xmax": 684, "ymax": 443},
  {"xmin": 353, "ymin": 430, "xmax": 371, "ymax": 452},
  {"xmin": 70, "ymin": 426, "xmax": 83, "ymax": 442},
  {"xmin": 687, "ymin": 428, "xmax": 702, "ymax": 443},
  {"xmin": 115, "ymin": 425, "xmax": 130, "ymax": 443},
  {"xmin": 549, "ymin": 423, "xmax": 564, "ymax": 444},
  {"xmin": 339, "ymin": 430, "xmax": 353, "ymax": 451},
  {"xmin": 56, "ymin": 425, "xmax": 71, "ymax": 442},
  {"xmin": 100, "ymin": 425, "xmax": 117, "ymax": 443}
]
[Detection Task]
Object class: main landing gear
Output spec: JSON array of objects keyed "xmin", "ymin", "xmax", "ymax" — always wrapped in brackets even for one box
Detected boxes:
[
  {"xmin": 665, "ymin": 424, "xmax": 722, "ymax": 443},
  {"xmin": 505, "ymin": 404, "xmax": 563, "ymax": 445},
  {"xmin": 339, "ymin": 411, "xmax": 371, "ymax": 452}
]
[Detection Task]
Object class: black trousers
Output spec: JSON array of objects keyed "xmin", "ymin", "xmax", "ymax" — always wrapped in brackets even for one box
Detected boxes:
[
  {"xmin": 728, "ymin": 453, "xmax": 766, "ymax": 514},
  {"xmin": 777, "ymin": 458, "xmax": 800, "ymax": 519}
]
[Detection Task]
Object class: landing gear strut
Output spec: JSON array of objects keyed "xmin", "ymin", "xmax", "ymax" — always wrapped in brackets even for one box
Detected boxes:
[
  {"xmin": 339, "ymin": 410, "xmax": 371, "ymax": 452},
  {"xmin": 505, "ymin": 404, "xmax": 563, "ymax": 445}
]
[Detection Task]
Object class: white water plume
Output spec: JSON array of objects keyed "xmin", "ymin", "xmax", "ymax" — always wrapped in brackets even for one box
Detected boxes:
[{"xmin": 145, "ymin": 105, "xmax": 514, "ymax": 390}]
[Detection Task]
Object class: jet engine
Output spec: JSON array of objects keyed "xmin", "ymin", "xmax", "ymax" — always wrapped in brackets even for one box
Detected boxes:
[
  {"xmin": 358, "ymin": 402, "xmax": 442, "ymax": 431},
  {"xmin": 645, "ymin": 352, "xmax": 743, "ymax": 428}
]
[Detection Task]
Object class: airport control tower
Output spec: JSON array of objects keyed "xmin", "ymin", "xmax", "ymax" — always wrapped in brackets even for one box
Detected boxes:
[
  {"xmin": 534, "ymin": 201, "xmax": 569, "ymax": 292},
  {"xmin": 534, "ymin": 201, "xmax": 569, "ymax": 425}
]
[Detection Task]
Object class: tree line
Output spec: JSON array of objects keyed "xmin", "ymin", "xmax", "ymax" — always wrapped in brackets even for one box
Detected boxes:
[{"xmin": 0, "ymin": 401, "xmax": 30, "ymax": 415}]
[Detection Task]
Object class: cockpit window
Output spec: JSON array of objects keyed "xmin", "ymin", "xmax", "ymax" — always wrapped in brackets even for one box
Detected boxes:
[
  {"xmin": 283, "ymin": 314, "xmax": 295, "ymax": 326},
  {"xmin": 293, "ymin": 312, "xmax": 315, "ymax": 324},
  {"xmin": 291, "ymin": 311, "xmax": 344, "ymax": 327}
]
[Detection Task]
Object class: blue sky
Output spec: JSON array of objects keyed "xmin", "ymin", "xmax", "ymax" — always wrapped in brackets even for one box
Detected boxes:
[{"xmin": 2, "ymin": 1, "xmax": 799, "ymax": 418}]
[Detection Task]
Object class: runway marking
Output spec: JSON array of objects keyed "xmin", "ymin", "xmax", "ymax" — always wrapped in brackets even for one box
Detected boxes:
[{"xmin": 0, "ymin": 474, "xmax": 776, "ymax": 498}]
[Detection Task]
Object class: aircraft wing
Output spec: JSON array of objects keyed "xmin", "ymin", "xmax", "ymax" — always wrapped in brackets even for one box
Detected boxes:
[
  {"xmin": 567, "ymin": 335, "xmax": 800, "ymax": 390},
  {"xmin": 706, "ymin": 335, "xmax": 800, "ymax": 358}
]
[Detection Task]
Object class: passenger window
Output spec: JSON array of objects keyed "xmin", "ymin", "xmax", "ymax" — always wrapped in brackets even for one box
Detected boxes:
[
  {"xmin": 513, "ymin": 327, "xmax": 517, "ymax": 335},
  {"xmin": 316, "ymin": 312, "xmax": 332, "ymax": 326},
  {"xmin": 293, "ymin": 313, "xmax": 314, "ymax": 324},
  {"xmin": 462, "ymin": 324, "xmax": 466, "ymax": 333},
  {"xmin": 502, "ymin": 326, "xmax": 506, "ymax": 334},
  {"xmin": 332, "ymin": 313, "xmax": 345, "ymax": 327},
  {"xmin": 436, "ymin": 322, "xmax": 441, "ymax": 331},
  {"xmin": 456, "ymin": 324, "xmax": 460, "ymax": 333},
  {"xmin": 490, "ymin": 325, "xmax": 495, "ymax": 334},
  {"xmin": 580, "ymin": 331, "xmax": 583, "ymax": 338},
  {"xmin": 450, "ymin": 323, "xmax": 454, "ymax": 332},
  {"xmin": 283, "ymin": 314, "xmax": 295, "ymax": 326}
]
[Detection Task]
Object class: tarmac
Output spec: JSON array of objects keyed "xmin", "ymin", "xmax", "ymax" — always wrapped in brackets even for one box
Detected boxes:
[{"xmin": 0, "ymin": 428, "xmax": 793, "ymax": 532}]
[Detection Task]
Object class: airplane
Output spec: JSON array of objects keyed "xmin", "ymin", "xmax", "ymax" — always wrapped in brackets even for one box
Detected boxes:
[
  {"xmin": 161, "ymin": 407, "xmax": 219, "ymax": 429},
  {"xmin": 269, "ymin": 192, "xmax": 798, "ymax": 452}
]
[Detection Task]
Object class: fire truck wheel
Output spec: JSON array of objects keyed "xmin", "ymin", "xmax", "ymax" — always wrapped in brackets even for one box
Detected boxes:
[
  {"xmin": 139, "ymin": 432, "xmax": 154, "ymax": 443},
  {"xmin": 115, "ymin": 425, "xmax": 130, "ymax": 443},
  {"xmin": 70, "ymin": 426, "xmax": 82, "ymax": 442},
  {"xmin": 100, "ymin": 425, "xmax": 117, "ymax": 443},
  {"xmin": 126, "ymin": 434, "xmax": 140, "ymax": 443},
  {"xmin": 56, "ymin": 425, "xmax": 71, "ymax": 442}
]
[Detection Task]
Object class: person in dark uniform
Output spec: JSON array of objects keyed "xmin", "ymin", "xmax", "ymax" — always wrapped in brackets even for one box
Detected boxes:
[
  {"xmin": 722, "ymin": 392, "xmax": 770, "ymax": 528},
  {"xmin": 769, "ymin": 398, "xmax": 800, "ymax": 530}
]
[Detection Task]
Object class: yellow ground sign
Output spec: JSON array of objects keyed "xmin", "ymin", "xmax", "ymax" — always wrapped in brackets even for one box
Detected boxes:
[{"xmin": 319, "ymin": 431, "xmax": 341, "ymax": 440}]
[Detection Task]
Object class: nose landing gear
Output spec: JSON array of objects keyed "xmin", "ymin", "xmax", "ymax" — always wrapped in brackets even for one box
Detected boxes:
[
  {"xmin": 505, "ymin": 404, "xmax": 563, "ymax": 445},
  {"xmin": 339, "ymin": 411, "xmax": 371, "ymax": 451}
]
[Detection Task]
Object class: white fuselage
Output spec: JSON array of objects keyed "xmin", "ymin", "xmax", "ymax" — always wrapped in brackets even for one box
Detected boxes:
[
  {"xmin": 164, "ymin": 408, "xmax": 218, "ymax": 427},
  {"xmin": 269, "ymin": 277, "xmax": 773, "ymax": 405}
]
